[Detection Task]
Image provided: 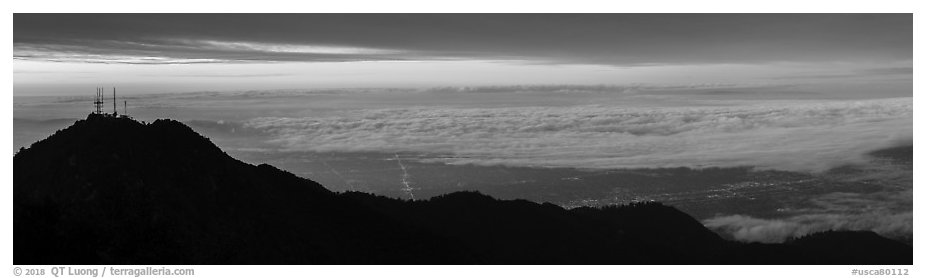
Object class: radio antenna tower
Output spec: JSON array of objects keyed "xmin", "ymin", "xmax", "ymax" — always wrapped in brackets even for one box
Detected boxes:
[
  {"xmin": 113, "ymin": 87, "xmax": 117, "ymax": 116},
  {"xmin": 93, "ymin": 87, "xmax": 104, "ymax": 114}
]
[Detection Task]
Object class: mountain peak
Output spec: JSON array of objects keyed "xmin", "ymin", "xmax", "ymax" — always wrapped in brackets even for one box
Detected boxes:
[
  {"xmin": 15, "ymin": 114, "xmax": 255, "ymax": 200},
  {"xmin": 18, "ymin": 114, "xmax": 222, "ymax": 160}
]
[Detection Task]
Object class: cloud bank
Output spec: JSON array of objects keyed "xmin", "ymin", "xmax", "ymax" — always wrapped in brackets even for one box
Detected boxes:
[
  {"xmin": 244, "ymin": 97, "xmax": 911, "ymax": 172},
  {"xmin": 703, "ymin": 211, "xmax": 912, "ymax": 243}
]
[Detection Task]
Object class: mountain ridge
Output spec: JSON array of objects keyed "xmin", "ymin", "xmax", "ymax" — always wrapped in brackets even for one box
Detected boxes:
[{"xmin": 13, "ymin": 114, "xmax": 912, "ymax": 264}]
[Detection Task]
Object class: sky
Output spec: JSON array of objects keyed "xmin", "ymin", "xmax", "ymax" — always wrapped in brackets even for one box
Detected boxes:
[{"xmin": 13, "ymin": 14, "xmax": 912, "ymax": 97}]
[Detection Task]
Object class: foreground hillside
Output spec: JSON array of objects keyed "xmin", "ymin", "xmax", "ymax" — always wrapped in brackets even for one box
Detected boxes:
[{"xmin": 13, "ymin": 114, "xmax": 912, "ymax": 264}]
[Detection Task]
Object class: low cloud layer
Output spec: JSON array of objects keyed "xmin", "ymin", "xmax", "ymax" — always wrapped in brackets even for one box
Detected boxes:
[
  {"xmin": 703, "ymin": 211, "xmax": 912, "ymax": 243},
  {"xmin": 244, "ymin": 97, "xmax": 911, "ymax": 172}
]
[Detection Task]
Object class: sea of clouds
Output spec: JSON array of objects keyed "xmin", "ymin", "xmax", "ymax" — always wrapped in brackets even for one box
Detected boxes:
[
  {"xmin": 244, "ymin": 97, "xmax": 911, "ymax": 172},
  {"xmin": 703, "ymin": 210, "xmax": 912, "ymax": 243}
]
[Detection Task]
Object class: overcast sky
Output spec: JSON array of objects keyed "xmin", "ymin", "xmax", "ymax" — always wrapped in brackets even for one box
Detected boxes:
[{"xmin": 13, "ymin": 14, "xmax": 912, "ymax": 96}]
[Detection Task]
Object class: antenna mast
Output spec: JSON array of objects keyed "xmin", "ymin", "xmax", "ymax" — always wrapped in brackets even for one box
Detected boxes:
[{"xmin": 93, "ymin": 87, "xmax": 104, "ymax": 114}]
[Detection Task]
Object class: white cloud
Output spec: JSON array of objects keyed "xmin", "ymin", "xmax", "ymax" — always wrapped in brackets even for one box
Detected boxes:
[
  {"xmin": 703, "ymin": 209, "xmax": 912, "ymax": 243},
  {"xmin": 14, "ymin": 47, "xmax": 224, "ymax": 64},
  {"xmin": 14, "ymin": 38, "xmax": 409, "ymax": 64},
  {"xmin": 186, "ymin": 39, "xmax": 403, "ymax": 55},
  {"xmin": 244, "ymin": 97, "xmax": 911, "ymax": 172}
]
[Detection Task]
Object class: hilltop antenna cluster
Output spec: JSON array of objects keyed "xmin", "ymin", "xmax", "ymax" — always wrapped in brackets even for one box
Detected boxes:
[
  {"xmin": 91, "ymin": 87, "xmax": 131, "ymax": 118},
  {"xmin": 93, "ymin": 87, "xmax": 104, "ymax": 114}
]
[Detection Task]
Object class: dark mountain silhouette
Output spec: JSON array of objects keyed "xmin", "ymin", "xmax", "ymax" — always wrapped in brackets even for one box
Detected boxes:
[{"xmin": 13, "ymin": 114, "xmax": 912, "ymax": 264}]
